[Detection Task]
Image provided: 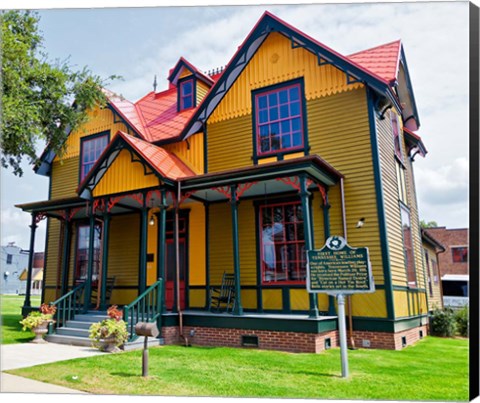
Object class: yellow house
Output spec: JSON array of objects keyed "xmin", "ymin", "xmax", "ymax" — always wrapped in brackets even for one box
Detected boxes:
[{"xmin": 17, "ymin": 11, "xmax": 430, "ymax": 352}]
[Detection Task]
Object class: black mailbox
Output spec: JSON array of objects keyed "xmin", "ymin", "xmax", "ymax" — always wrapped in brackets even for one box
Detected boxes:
[{"xmin": 135, "ymin": 322, "xmax": 159, "ymax": 338}]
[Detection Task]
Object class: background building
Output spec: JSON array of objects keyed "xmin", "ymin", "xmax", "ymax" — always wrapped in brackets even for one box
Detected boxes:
[{"xmin": 423, "ymin": 227, "xmax": 468, "ymax": 308}]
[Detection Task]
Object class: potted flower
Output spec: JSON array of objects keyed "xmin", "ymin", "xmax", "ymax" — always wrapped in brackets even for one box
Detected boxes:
[
  {"xmin": 20, "ymin": 303, "xmax": 57, "ymax": 343},
  {"xmin": 89, "ymin": 305, "xmax": 128, "ymax": 353}
]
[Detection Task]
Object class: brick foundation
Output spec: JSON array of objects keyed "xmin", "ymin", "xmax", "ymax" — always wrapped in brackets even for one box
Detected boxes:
[
  {"xmin": 351, "ymin": 325, "xmax": 429, "ymax": 350},
  {"xmin": 162, "ymin": 325, "xmax": 339, "ymax": 353},
  {"xmin": 162, "ymin": 324, "xmax": 428, "ymax": 352}
]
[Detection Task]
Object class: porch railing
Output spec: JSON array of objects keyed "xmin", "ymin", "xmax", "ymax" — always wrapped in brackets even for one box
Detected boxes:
[
  {"xmin": 123, "ymin": 278, "xmax": 163, "ymax": 342},
  {"xmin": 48, "ymin": 282, "xmax": 86, "ymax": 335}
]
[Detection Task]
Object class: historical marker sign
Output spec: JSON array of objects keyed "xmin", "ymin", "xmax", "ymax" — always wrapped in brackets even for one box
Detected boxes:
[{"xmin": 307, "ymin": 236, "xmax": 374, "ymax": 295}]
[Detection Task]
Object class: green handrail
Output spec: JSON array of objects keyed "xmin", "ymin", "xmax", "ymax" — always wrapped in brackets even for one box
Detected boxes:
[
  {"xmin": 48, "ymin": 283, "xmax": 86, "ymax": 334},
  {"xmin": 123, "ymin": 278, "xmax": 163, "ymax": 342}
]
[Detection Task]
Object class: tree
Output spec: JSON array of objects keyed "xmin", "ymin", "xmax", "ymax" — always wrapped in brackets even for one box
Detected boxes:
[
  {"xmin": 1, "ymin": 10, "xmax": 117, "ymax": 176},
  {"xmin": 420, "ymin": 220, "xmax": 439, "ymax": 228}
]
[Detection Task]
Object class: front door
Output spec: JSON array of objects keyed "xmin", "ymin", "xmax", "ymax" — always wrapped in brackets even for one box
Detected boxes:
[
  {"xmin": 74, "ymin": 222, "xmax": 102, "ymax": 301},
  {"xmin": 164, "ymin": 215, "xmax": 187, "ymax": 311}
]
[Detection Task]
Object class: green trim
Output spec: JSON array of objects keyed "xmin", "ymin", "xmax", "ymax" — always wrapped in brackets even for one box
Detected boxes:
[
  {"xmin": 100, "ymin": 212, "xmax": 110, "ymax": 310},
  {"xmin": 367, "ymin": 88, "xmax": 395, "ymax": 320},
  {"xmin": 84, "ymin": 205, "xmax": 96, "ymax": 311},
  {"xmin": 351, "ymin": 315, "xmax": 428, "ymax": 333},
  {"xmin": 158, "ymin": 190, "xmax": 167, "ymax": 311},
  {"xmin": 254, "ymin": 202, "xmax": 264, "ymax": 312},
  {"xmin": 204, "ymin": 202, "xmax": 210, "ymax": 309},
  {"xmin": 60, "ymin": 217, "xmax": 72, "ymax": 296},
  {"xmin": 180, "ymin": 313, "xmax": 338, "ymax": 334},
  {"xmin": 230, "ymin": 185, "xmax": 243, "ymax": 315},
  {"xmin": 203, "ymin": 121, "xmax": 208, "ymax": 174},
  {"xmin": 139, "ymin": 197, "xmax": 148, "ymax": 295}
]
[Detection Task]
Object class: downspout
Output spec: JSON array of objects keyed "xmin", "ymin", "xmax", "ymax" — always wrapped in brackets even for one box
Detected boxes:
[
  {"xmin": 340, "ymin": 178, "xmax": 356, "ymax": 350},
  {"xmin": 176, "ymin": 180, "xmax": 189, "ymax": 347}
]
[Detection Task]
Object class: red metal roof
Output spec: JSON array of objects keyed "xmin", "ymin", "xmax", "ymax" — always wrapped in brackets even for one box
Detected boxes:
[
  {"xmin": 134, "ymin": 88, "xmax": 200, "ymax": 142},
  {"xmin": 119, "ymin": 131, "xmax": 195, "ymax": 179},
  {"xmin": 348, "ymin": 40, "xmax": 402, "ymax": 84}
]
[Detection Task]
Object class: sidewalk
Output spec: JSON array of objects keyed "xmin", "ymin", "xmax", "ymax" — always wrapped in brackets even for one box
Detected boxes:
[{"xmin": 1, "ymin": 342, "xmax": 103, "ymax": 394}]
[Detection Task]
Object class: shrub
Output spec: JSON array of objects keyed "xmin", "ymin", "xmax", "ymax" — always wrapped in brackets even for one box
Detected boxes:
[
  {"xmin": 455, "ymin": 305, "xmax": 469, "ymax": 337},
  {"xmin": 430, "ymin": 308, "xmax": 457, "ymax": 337},
  {"xmin": 89, "ymin": 318, "xmax": 128, "ymax": 350}
]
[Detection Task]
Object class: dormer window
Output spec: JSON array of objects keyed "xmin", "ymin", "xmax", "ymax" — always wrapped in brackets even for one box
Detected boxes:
[{"xmin": 179, "ymin": 78, "xmax": 195, "ymax": 111}]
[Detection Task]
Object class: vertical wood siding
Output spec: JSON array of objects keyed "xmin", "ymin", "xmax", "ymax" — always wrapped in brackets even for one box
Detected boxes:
[
  {"xmin": 107, "ymin": 213, "xmax": 140, "ymax": 303},
  {"xmin": 92, "ymin": 149, "xmax": 160, "ymax": 197},
  {"xmin": 210, "ymin": 32, "xmax": 362, "ymax": 124}
]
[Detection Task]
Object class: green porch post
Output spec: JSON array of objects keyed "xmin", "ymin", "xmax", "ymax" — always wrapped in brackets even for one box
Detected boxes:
[
  {"xmin": 300, "ymin": 176, "xmax": 318, "ymax": 317},
  {"xmin": 230, "ymin": 185, "xmax": 243, "ymax": 316},
  {"xmin": 61, "ymin": 214, "xmax": 72, "ymax": 296},
  {"xmin": 139, "ymin": 196, "xmax": 148, "ymax": 295},
  {"xmin": 322, "ymin": 192, "xmax": 336, "ymax": 315},
  {"xmin": 204, "ymin": 202, "xmax": 210, "ymax": 309},
  {"xmin": 84, "ymin": 204, "xmax": 95, "ymax": 312},
  {"xmin": 172, "ymin": 203, "xmax": 179, "ymax": 313},
  {"xmin": 22, "ymin": 213, "xmax": 38, "ymax": 314},
  {"xmin": 100, "ymin": 212, "xmax": 110, "ymax": 310},
  {"xmin": 157, "ymin": 189, "xmax": 167, "ymax": 311}
]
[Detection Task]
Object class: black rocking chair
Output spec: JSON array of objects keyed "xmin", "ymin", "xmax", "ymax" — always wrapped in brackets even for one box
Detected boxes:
[{"xmin": 210, "ymin": 272, "xmax": 236, "ymax": 313}]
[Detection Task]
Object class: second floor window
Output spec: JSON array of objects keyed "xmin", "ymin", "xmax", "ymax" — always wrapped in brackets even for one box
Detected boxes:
[
  {"xmin": 179, "ymin": 79, "xmax": 194, "ymax": 110},
  {"xmin": 452, "ymin": 246, "xmax": 468, "ymax": 263},
  {"xmin": 255, "ymin": 82, "xmax": 304, "ymax": 156},
  {"xmin": 80, "ymin": 133, "xmax": 108, "ymax": 181}
]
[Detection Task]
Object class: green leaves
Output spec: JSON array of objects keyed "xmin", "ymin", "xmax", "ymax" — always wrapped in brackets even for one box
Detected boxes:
[{"xmin": 1, "ymin": 10, "xmax": 117, "ymax": 175}]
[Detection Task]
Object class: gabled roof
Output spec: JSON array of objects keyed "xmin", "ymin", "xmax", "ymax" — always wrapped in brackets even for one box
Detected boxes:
[
  {"xmin": 77, "ymin": 131, "xmax": 195, "ymax": 199},
  {"xmin": 348, "ymin": 40, "xmax": 402, "ymax": 85},
  {"xmin": 102, "ymin": 88, "xmax": 145, "ymax": 138},
  {"xmin": 167, "ymin": 57, "xmax": 215, "ymax": 87},
  {"xmin": 179, "ymin": 10, "xmax": 402, "ymax": 141}
]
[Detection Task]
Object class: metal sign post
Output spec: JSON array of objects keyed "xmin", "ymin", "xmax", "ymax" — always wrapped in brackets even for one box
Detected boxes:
[
  {"xmin": 306, "ymin": 235, "xmax": 375, "ymax": 379},
  {"xmin": 336, "ymin": 293, "xmax": 349, "ymax": 378}
]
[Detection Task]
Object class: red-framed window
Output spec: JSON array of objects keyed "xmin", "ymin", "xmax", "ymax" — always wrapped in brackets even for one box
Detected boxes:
[
  {"xmin": 259, "ymin": 201, "xmax": 306, "ymax": 284},
  {"xmin": 75, "ymin": 224, "xmax": 102, "ymax": 284},
  {"xmin": 452, "ymin": 246, "xmax": 468, "ymax": 263},
  {"xmin": 179, "ymin": 79, "xmax": 194, "ymax": 110},
  {"xmin": 255, "ymin": 83, "xmax": 304, "ymax": 156},
  {"xmin": 401, "ymin": 205, "xmax": 416, "ymax": 287},
  {"xmin": 80, "ymin": 133, "xmax": 108, "ymax": 181},
  {"xmin": 391, "ymin": 112, "xmax": 403, "ymax": 161}
]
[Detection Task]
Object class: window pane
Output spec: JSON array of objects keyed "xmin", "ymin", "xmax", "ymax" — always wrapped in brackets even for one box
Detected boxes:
[
  {"xmin": 259, "ymin": 110, "xmax": 268, "ymax": 124},
  {"xmin": 81, "ymin": 134, "xmax": 108, "ymax": 181},
  {"xmin": 289, "ymin": 87, "xmax": 299, "ymax": 101},
  {"xmin": 268, "ymin": 93, "xmax": 278, "ymax": 107},
  {"xmin": 269, "ymin": 106, "xmax": 278, "ymax": 121},
  {"xmin": 290, "ymin": 101, "xmax": 300, "ymax": 116},
  {"xmin": 258, "ymin": 95, "xmax": 267, "ymax": 109},
  {"xmin": 282, "ymin": 134, "xmax": 291, "ymax": 149},
  {"xmin": 261, "ymin": 202, "xmax": 305, "ymax": 284}
]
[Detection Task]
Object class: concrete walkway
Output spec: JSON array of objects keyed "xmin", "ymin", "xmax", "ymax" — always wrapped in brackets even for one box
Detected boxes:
[{"xmin": 1, "ymin": 342, "xmax": 103, "ymax": 394}]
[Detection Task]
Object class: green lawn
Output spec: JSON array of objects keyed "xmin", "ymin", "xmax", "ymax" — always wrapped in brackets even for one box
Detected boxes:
[
  {"xmin": 1, "ymin": 294, "xmax": 41, "ymax": 344},
  {"xmin": 7, "ymin": 336, "xmax": 469, "ymax": 401}
]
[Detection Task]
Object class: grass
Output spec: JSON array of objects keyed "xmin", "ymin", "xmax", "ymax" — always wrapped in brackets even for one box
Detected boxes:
[
  {"xmin": 1, "ymin": 294, "xmax": 41, "ymax": 344},
  {"xmin": 7, "ymin": 336, "xmax": 469, "ymax": 401}
]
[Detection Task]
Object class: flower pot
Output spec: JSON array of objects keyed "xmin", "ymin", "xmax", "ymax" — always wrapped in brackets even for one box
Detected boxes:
[
  {"xmin": 99, "ymin": 336, "xmax": 122, "ymax": 353},
  {"xmin": 31, "ymin": 321, "xmax": 49, "ymax": 343}
]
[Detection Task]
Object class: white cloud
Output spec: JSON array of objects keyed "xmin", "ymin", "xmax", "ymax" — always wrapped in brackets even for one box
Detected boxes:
[{"xmin": 0, "ymin": 208, "xmax": 47, "ymax": 251}]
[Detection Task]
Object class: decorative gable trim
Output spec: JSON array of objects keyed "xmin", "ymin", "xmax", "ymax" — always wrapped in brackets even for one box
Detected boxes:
[{"xmin": 180, "ymin": 11, "xmax": 401, "ymax": 142}]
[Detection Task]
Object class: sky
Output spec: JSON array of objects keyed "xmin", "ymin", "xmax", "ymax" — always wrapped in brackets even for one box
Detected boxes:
[{"xmin": 0, "ymin": 0, "xmax": 473, "ymax": 253}]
